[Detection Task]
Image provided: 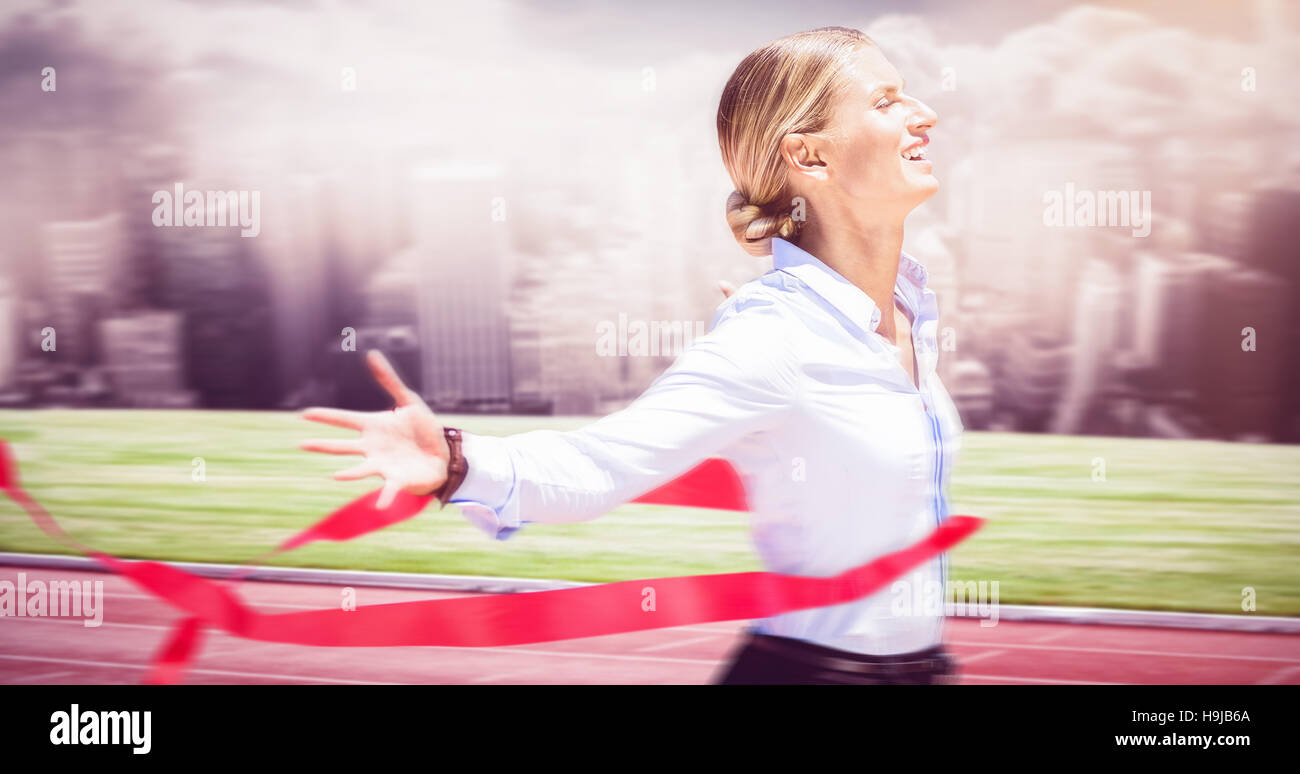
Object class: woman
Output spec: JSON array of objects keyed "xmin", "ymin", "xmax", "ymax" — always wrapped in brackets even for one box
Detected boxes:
[{"xmin": 301, "ymin": 26, "xmax": 962, "ymax": 685}]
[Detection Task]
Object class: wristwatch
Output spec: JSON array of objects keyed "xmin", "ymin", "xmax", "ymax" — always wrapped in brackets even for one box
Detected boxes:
[{"xmin": 432, "ymin": 427, "xmax": 468, "ymax": 509}]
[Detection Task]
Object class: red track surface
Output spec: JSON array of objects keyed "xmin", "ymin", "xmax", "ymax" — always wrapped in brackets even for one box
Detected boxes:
[{"xmin": 2, "ymin": 565, "xmax": 1298, "ymax": 685}]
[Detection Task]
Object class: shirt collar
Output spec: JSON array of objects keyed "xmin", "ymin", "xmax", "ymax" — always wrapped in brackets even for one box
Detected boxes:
[{"xmin": 771, "ymin": 237, "xmax": 930, "ymax": 335}]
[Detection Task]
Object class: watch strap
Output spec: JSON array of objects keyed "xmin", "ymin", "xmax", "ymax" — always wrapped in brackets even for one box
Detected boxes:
[{"xmin": 433, "ymin": 427, "xmax": 468, "ymax": 509}]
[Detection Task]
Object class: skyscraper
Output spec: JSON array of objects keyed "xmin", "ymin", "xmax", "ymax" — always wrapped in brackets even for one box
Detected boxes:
[
  {"xmin": 155, "ymin": 211, "xmax": 277, "ymax": 408},
  {"xmin": 0, "ymin": 276, "xmax": 16, "ymax": 391},
  {"xmin": 99, "ymin": 311, "xmax": 196, "ymax": 407},
  {"xmin": 261, "ymin": 172, "xmax": 335, "ymax": 400},
  {"xmin": 410, "ymin": 163, "xmax": 512, "ymax": 411},
  {"xmin": 1052, "ymin": 258, "xmax": 1122, "ymax": 435},
  {"xmin": 41, "ymin": 213, "xmax": 128, "ymax": 366},
  {"xmin": 1243, "ymin": 189, "xmax": 1300, "ymax": 441}
]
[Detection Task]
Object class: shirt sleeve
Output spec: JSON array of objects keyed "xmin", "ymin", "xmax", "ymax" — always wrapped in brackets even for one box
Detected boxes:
[{"xmin": 449, "ymin": 289, "xmax": 799, "ymax": 540}]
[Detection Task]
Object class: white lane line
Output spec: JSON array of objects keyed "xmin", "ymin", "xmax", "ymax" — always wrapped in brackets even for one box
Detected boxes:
[
  {"xmin": 957, "ymin": 649, "xmax": 1005, "ymax": 665},
  {"xmin": 12, "ymin": 615, "xmax": 1295, "ymax": 667},
  {"xmin": 0, "ymin": 616, "xmax": 720, "ymax": 665},
  {"xmin": 1257, "ymin": 665, "xmax": 1300, "ymax": 685},
  {"xmin": 634, "ymin": 634, "xmax": 721, "ymax": 653},
  {"xmin": 0, "ymin": 654, "xmax": 399, "ymax": 685},
  {"xmin": 12, "ymin": 615, "xmax": 1292, "ymax": 667},
  {"xmin": 0, "ymin": 637, "xmax": 1167, "ymax": 687},
  {"xmin": 1032, "ymin": 630, "xmax": 1074, "ymax": 644},
  {"xmin": 1, "ymin": 618, "xmax": 185, "ymax": 632},
  {"xmin": 467, "ymin": 668, "xmax": 544, "ymax": 684},
  {"xmin": 949, "ymin": 640, "xmax": 1300, "ymax": 663},
  {"xmin": 98, "ymin": 591, "xmax": 750, "ymax": 631},
  {"xmin": 960, "ymin": 673, "xmax": 1130, "ymax": 685},
  {"xmin": 2, "ymin": 670, "xmax": 77, "ymax": 684},
  {"xmin": 8, "ymin": 561, "xmax": 1298, "ymax": 633},
  {"xmin": 100, "ymin": 592, "xmax": 333, "ymax": 610}
]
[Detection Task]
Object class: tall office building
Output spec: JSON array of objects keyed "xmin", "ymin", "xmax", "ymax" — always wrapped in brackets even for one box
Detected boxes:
[
  {"xmin": 0, "ymin": 129, "xmax": 114, "ymax": 309},
  {"xmin": 410, "ymin": 163, "xmax": 512, "ymax": 411},
  {"xmin": 326, "ymin": 245, "xmax": 423, "ymax": 410},
  {"xmin": 99, "ymin": 311, "xmax": 196, "ymax": 407},
  {"xmin": 261, "ymin": 172, "xmax": 336, "ymax": 400},
  {"xmin": 41, "ymin": 213, "xmax": 129, "ymax": 366},
  {"xmin": 493, "ymin": 184, "xmax": 610, "ymax": 414},
  {"xmin": 506, "ymin": 235, "xmax": 611, "ymax": 415},
  {"xmin": 119, "ymin": 142, "xmax": 187, "ymax": 308},
  {"xmin": 1170, "ymin": 253, "xmax": 1287, "ymax": 441},
  {"xmin": 155, "ymin": 212, "xmax": 277, "ymax": 408},
  {"xmin": 336, "ymin": 145, "xmax": 409, "ymax": 276},
  {"xmin": 1201, "ymin": 190, "xmax": 1253, "ymax": 262},
  {"xmin": 503, "ymin": 241, "xmax": 548, "ymax": 411},
  {"xmin": 363, "ymin": 246, "xmax": 420, "ymax": 328},
  {"xmin": 1242, "ymin": 189, "xmax": 1300, "ymax": 441},
  {"xmin": 947, "ymin": 135, "xmax": 1137, "ymax": 433},
  {"xmin": 0, "ymin": 276, "xmax": 16, "ymax": 391},
  {"xmin": 1001, "ymin": 327, "xmax": 1073, "ymax": 433},
  {"xmin": 948, "ymin": 360, "xmax": 994, "ymax": 430},
  {"xmin": 1052, "ymin": 258, "xmax": 1122, "ymax": 435},
  {"xmin": 1129, "ymin": 251, "xmax": 1208, "ymax": 437}
]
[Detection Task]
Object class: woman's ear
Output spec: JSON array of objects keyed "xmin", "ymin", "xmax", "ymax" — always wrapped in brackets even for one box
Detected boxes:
[{"xmin": 780, "ymin": 133, "xmax": 829, "ymax": 184}]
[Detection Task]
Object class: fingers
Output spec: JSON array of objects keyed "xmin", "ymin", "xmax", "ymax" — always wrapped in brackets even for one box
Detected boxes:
[
  {"xmin": 375, "ymin": 479, "xmax": 403, "ymax": 510},
  {"xmin": 718, "ymin": 280, "xmax": 736, "ymax": 299},
  {"xmin": 333, "ymin": 461, "xmax": 380, "ymax": 481},
  {"xmin": 367, "ymin": 350, "xmax": 420, "ymax": 408},
  {"xmin": 300, "ymin": 439, "xmax": 363, "ymax": 456},
  {"xmin": 302, "ymin": 407, "xmax": 368, "ymax": 431}
]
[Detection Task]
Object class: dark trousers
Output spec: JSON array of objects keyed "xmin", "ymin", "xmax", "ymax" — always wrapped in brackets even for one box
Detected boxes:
[{"xmin": 714, "ymin": 629, "xmax": 956, "ymax": 685}]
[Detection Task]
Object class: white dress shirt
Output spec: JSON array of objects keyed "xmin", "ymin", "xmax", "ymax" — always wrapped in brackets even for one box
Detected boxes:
[{"xmin": 451, "ymin": 236, "xmax": 964, "ymax": 656}]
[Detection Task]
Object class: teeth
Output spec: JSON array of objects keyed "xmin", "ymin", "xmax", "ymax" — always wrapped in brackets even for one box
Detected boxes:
[{"xmin": 903, "ymin": 145, "xmax": 927, "ymax": 160}]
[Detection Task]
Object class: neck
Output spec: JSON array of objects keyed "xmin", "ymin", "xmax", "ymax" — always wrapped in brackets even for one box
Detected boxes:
[{"xmin": 795, "ymin": 209, "xmax": 905, "ymax": 336}]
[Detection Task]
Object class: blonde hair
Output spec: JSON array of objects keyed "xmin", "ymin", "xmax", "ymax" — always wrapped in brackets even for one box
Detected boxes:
[{"xmin": 717, "ymin": 26, "xmax": 875, "ymax": 257}]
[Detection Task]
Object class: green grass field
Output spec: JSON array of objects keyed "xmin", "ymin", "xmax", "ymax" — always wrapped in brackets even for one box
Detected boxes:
[{"xmin": 0, "ymin": 409, "xmax": 1297, "ymax": 615}]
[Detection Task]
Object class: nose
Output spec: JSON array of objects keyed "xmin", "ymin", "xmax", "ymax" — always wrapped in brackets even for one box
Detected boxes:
[{"xmin": 908, "ymin": 97, "xmax": 938, "ymax": 133}]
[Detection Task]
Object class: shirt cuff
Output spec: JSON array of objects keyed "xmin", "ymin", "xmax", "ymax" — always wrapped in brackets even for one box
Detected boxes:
[{"xmin": 448, "ymin": 432, "xmax": 522, "ymax": 541}]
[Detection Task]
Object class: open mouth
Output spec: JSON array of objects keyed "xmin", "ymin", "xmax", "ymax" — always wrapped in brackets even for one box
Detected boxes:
[{"xmin": 901, "ymin": 143, "xmax": 928, "ymax": 161}]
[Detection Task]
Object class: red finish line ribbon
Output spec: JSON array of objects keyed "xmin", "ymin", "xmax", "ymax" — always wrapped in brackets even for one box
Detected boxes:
[
  {"xmin": 631, "ymin": 457, "xmax": 750, "ymax": 511},
  {"xmin": 0, "ymin": 440, "xmax": 982, "ymax": 681}
]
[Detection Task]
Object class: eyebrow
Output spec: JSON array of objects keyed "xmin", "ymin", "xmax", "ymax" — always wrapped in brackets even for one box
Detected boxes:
[{"xmin": 869, "ymin": 78, "xmax": 907, "ymax": 101}]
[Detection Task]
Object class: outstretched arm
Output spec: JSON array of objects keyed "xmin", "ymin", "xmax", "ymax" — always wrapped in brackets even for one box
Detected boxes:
[
  {"xmin": 450, "ymin": 294, "xmax": 797, "ymax": 538},
  {"xmin": 301, "ymin": 288, "xmax": 796, "ymax": 538}
]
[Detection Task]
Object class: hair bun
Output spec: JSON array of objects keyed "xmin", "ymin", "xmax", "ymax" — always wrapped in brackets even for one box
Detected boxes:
[
  {"xmin": 725, "ymin": 190, "xmax": 798, "ymax": 257},
  {"xmin": 717, "ymin": 27, "xmax": 870, "ymax": 257}
]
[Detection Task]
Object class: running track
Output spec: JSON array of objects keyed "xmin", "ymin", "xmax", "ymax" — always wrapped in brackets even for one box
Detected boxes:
[{"xmin": 2, "ymin": 565, "xmax": 1298, "ymax": 685}]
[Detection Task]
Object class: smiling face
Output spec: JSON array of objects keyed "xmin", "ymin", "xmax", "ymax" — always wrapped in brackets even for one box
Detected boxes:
[
  {"xmin": 718, "ymin": 28, "xmax": 940, "ymax": 255},
  {"xmin": 806, "ymin": 45, "xmax": 940, "ymax": 218}
]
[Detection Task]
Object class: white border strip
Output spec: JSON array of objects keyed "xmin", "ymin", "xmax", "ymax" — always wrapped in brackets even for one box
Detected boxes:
[
  {"xmin": 0, "ymin": 552, "xmax": 586, "ymax": 594},
  {"xmin": 2, "ymin": 551, "xmax": 1296, "ymax": 633}
]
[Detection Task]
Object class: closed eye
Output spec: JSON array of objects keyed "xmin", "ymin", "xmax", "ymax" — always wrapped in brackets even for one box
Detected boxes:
[{"xmin": 873, "ymin": 79, "xmax": 908, "ymax": 110}]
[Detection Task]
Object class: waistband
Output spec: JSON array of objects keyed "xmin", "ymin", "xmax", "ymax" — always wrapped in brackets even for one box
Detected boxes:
[{"xmin": 744, "ymin": 629, "xmax": 953, "ymax": 678}]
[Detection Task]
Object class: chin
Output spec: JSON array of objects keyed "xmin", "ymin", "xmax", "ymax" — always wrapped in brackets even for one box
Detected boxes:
[{"xmin": 908, "ymin": 177, "xmax": 940, "ymax": 205}]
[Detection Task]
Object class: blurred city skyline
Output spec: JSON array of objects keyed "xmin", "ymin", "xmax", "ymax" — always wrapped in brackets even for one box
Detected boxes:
[{"xmin": 0, "ymin": 0, "xmax": 1298, "ymax": 443}]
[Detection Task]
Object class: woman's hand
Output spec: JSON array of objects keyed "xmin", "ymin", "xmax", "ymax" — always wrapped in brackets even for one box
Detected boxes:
[{"xmin": 300, "ymin": 351, "xmax": 449, "ymax": 509}]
